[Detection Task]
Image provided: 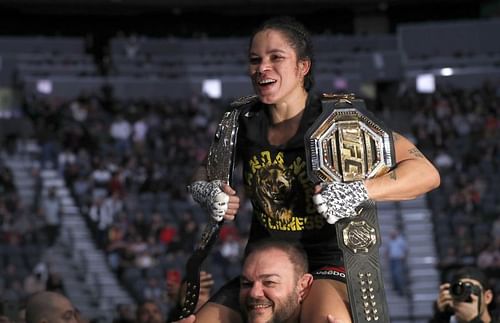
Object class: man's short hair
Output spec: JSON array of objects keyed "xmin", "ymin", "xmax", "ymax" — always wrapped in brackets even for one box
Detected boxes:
[{"xmin": 245, "ymin": 238, "xmax": 309, "ymax": 277}]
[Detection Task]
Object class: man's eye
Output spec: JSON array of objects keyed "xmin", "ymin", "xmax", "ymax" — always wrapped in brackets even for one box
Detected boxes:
[
  {"xmin": 263, "ymin": 281, "xmax": 277, "ymax": 287},
  {"xmin": 271, "ymin": 55, "xmax": 284, "ymax": 61}
]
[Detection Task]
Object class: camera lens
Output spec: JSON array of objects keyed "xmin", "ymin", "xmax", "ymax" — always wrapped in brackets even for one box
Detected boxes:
[{"xmin": 450, "ymin": 282, "xmax": 473, "ymax": 302}]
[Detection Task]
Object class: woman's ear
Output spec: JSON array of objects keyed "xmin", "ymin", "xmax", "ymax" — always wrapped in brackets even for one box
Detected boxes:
[{"xmin": 299, "ymin": 59, "xmax": 311, "ymax": 76}]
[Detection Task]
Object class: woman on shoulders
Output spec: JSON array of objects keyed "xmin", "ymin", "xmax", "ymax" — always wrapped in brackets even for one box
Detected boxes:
[{"xmin": 187, "ymin": 16, "xmax": 440, "ymax": 323}]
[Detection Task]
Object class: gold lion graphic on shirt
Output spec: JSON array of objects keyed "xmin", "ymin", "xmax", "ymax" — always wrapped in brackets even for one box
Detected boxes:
[
  {"xmin": 253, "ymin": 164, "xmax": 296, "ymax": 223},
  {"xmin": 246, "ymin": 151, "xmax": 324, "ymax": 231}
]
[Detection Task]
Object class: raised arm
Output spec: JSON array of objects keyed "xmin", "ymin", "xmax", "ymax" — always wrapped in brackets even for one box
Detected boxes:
[{"xmin": 364, "ymin": 132, "xmax": 440, "ymax": 201}]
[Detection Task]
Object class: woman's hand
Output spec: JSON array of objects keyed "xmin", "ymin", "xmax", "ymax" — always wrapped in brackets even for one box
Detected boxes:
[
  {"xmin": 312, "ymin": 181, "xmax": 369, "ymax": 224},
  {"xmin": 221, "ymin": 183, "xmax": 240, "ymax": 221},
  {"xmin": 188, "ymin": 180, "xmax": 240, "ymax": 222}
]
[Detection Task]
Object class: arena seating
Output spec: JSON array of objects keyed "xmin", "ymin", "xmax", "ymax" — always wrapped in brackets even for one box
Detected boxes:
[{"xmin": 0, "ymin": 18, "xmax": 499, "ymax": 322}]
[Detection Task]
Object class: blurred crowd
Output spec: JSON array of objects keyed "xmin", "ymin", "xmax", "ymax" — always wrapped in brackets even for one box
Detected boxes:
[
  {"xmin": 0, "ymin": 160, "xmax": 66, "ymax": 320},
  {"xmin": 400, "ymin": 81, "xmax": 500, "ymax": 309},
  {"xmin": 4, "ymin": 88, "xmax": 253, "ymax": 320},
  {"xmin": 1, "ymin": 80, "xmax": 500, "ymax": 319}
]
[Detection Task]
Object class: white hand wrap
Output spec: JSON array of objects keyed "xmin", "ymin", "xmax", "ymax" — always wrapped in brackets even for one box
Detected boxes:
[
  {"xmin": 312, "ymin": 181, "xmax": 369, "ymax": 224},
  {"xmin": 188, "ymin": 180, "xmax": 228, "ymax": 222}
]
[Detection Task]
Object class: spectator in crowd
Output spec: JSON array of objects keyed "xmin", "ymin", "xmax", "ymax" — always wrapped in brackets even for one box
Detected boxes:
[
  {"xmin": 430, "ymin": 267, "xmax": 499, "ymax": 323},
  {"xmin": 386, "ymin": 228, "xmax": 408, "ymax": 297},
  {"xmin": 57, "ymin": 148, "xmax": 77, "ymax": 177},
  {"xmin": 88, "ymin": 197, "xmax": 114, "ymax": 249},
  {"xmin": 143, "ymin": 277, "xmax": 164, "ymax": 304},
  {"xmin": 90, "ymin": 159, "xmax": 112, "ymax": 200},
  {"xmin": 112, "ymin": 304, "xmax": 135, "ymax": 323},
  {"xmin": 41, "ymin": 187, "xmax": 61, "ymax": 247},
  {"xmin": 25, "ymin": 291, "xmax": 78, "ymax": 323},
  {"xmin": 136, "ymin": 300, "xmax": 164, "ymax": 323},
  {"xmin": 132, "ymin": 116, "xmax": 148, "ymax": 155},
  {"xmin": 110, "ymin": 114, "xmax": 132, "ymax": 157},
  {"xmin": 216, "ymin": 230, "xmax": 243, "ymax": 281}
]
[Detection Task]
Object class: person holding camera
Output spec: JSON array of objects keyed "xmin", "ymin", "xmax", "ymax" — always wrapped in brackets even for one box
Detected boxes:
[{"xmin": 430, "ymin": 267, "xmax": 499, "ymax": 323}]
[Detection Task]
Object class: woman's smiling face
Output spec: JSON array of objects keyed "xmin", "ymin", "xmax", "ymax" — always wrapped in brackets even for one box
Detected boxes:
[{"xmin": 248, "ymin": 29, "xmax": 310, "ymax": 105}]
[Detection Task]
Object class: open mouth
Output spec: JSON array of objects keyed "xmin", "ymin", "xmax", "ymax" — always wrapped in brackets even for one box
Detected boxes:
[
  {"xmin": 248, "ymin": 303, "xmax": 272, "ymax": 312},
  {"xmin": 257, "ymin": 79, "xmax": 277, "ymax": 86},
  {"xmin": 247, "ymin": 299, "xmax": 273, "ymax": 310}
]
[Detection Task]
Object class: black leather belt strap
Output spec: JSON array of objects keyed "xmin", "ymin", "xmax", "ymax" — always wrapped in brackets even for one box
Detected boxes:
[
  {"xmin": 305, "ymin": 94, "xmax": 394, "ymax": 323},
  {"xmin": 170, "ymin": 219, "xmax": 223, "ymax": 320},
  {"xmin": 336, "ymin": 201, "xmax": 390, "ymax": 322},
  {"xmin": 170, "ymin": 97, "xmax": 255, "ymax": 321}
]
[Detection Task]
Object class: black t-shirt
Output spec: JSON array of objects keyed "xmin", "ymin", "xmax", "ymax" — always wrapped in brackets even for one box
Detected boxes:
[{"xmin": 236, "ymin": 93, "xmax": 342, "ymax": 270}]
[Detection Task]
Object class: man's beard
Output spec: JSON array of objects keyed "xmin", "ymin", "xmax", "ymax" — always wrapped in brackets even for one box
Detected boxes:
[
  {"xmin": 269, "ymin": 291, "xmax": 300, "ymax": 323},
  {"xmin": 245, "ymin": 291, "xmax": 300, "ymax": 323}
]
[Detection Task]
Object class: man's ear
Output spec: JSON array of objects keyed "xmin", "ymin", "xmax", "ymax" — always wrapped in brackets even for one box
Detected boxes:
[
  {"xmin": 484, "ymin": 289, "xmax": 494, "ymax": 305},
  {"xmin": 298, "ymin": 273, "xmax": 314, "ymax": 302}
]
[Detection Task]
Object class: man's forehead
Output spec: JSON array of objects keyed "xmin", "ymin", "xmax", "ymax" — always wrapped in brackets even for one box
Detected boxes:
[
  {"xmin": 56, "ymin": 296, "xmax": 74, "ymax": 309},
  {"xmin": 247, "ymin": 248, "xmax": 291, "ymax": 264},
  {"xmin": 243, "ymin": 249, "xmax": 293, "ymax": 273}
]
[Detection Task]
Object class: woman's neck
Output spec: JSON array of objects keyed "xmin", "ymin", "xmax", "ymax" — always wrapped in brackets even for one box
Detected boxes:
[
  {"xmin": 266, "ymin": 90, "xmax": 308, "ymax": 146},
  {"xmin": 268, "ymin": 89, "xmax": 308, "ymax": 124}
]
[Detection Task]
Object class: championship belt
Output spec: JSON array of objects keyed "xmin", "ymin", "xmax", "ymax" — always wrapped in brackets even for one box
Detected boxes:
[
  {"xmin": 171, "ymin": 97, "xmax": 253, "ymax": 321},
  {"xmin": 305, "ymin": 93, "xmax": 395, "ymax": 322}
]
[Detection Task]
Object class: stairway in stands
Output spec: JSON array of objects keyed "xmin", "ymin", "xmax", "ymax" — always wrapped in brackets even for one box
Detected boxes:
[
  {"xmin": 400, "ymin": 196, "xmax": 440, "ymax": 321},
  {"xmin": 5, "ymin": 154, "xmax": 134, "ymax": 322},
  {"xmin": 377, "ymin": 107, "xmax": 440, "ymax": 322},
  {"xmin": 378, "ymin": 196, "xmax": 439, "ymax": 323},
  {"xmin": 378, "ymin": 201, "xmax": 412, "ymax": 322}
]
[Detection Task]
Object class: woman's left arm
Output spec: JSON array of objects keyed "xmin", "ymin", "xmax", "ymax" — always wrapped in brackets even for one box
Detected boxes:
[{"xmin": 364, "ymin": 132, "xmax": 441, "ymax": 201}]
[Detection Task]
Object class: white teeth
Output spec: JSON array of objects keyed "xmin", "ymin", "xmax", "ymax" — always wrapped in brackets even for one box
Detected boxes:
[
  {"xmin": 250, "ymin": 304, "xmax": 271, "ymax": 309},
  {"xmin": 258, "ymin": 79, "xmax": 275, "ymax": 85}
]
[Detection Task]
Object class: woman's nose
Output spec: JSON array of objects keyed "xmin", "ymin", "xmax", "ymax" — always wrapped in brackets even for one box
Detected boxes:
[{"xmin": 257, "ymin": 59, "xmax": 271, "ymax": 73}]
